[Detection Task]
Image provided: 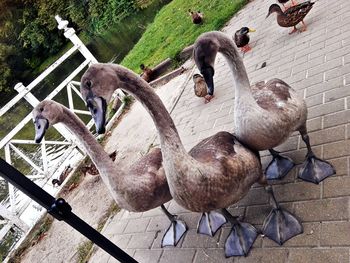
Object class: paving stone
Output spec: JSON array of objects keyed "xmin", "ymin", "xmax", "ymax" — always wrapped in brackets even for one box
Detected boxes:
[
  {"xmin": 181, "ymin": 229, "xmax": 220, "ymax": 249},
  {"xmin": 288, "ymin": 248, "xmax": 349, "ymax": 263},
  {"xmin": 235, "ymin": 187, "xmax": 269, "ymax": 207},
  {"xmin": 293, "ymin": 197, "xmax": 349, "ymax": 222},
  {"xmin": 324, "ymin": 110, "xmax": 350, "ymax": 128},
  {"xmin": 193, "ymin": 248, "xmax": 233, "ymax": 263},
  {"xmin": 127, "ymin": 232, "xmax": 158, "ymax": 249},
  {"xmin": 123, "ymin": 217, "xmax": 151, "ymax": 234},
  {"xmin": 306, "ymin": 76, "xmax": 343, "ymax": 97},
  {"xmin": 272, "ymin": 182, "xmax": 321, "ymax": 202},
  {"xmin": 133, "ymin": 249, "xmax": 163, "ymax": 263},
  {"xmin": 159, "ymin": 249, "xmax": 196, "ymax": 263},
  {"xmin": 236, "ymin": 248, "xmax": 289, "ymax": 263},
  {"xmin": 104, "ymin": 220, "xmax": 128, "ymax": 236},
  {"xmin": 305, "ymin": 93, "xmax": 323, "ymax": 107},
  {"xmin": 305, "ymin": 125, "xmax": 345, "ymax": 146},
  {"xmin": 306, "ymin": 117, "xmax": 322, "ymax": 132},
  {"xmin": 307, "ymin": 99, "xmax": 345, "ymax": 119},
  {"xmin": 146, "ymin": 215, "xmax": 172, "ymax": 232},
  {"xmin": 324, "ymin": 140, "xmax": 350, "ymax": 159},
  {"xmin": 324, "ymin": 176, "xmax": 350, "ymax": 198},
  {"xmin": 320, "ymin": 221, "xmax": 350, "ymax": 246},
  {"xmin": 109, "ymin": 234, "xmax": 132, "ymax": 249}
]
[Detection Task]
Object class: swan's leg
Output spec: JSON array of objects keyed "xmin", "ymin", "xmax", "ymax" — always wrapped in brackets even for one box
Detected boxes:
[
  {"xmin": 220, "ymin": 208, "xmax": 258, "ymax": 257},
  {"xmin": 298, "ymin": 127, "xmax": 335, "ymax": 184},
  {"xmin": 161, "ymin": 204, "xmax": 187, "ymax": 247},
  {"xmin": 263, "ymin": 186, "xmax": 303, "ymax": 245},
  {"xmin": 197, "ymin": 211, "xmax": 227, "ymax": 236},
  {"xmin": 265, "ymin": 149, "xmax": 295, "ymax": 180}
]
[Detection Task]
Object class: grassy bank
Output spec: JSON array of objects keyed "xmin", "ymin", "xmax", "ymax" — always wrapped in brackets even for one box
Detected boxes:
[{"xmin": 121, "ymin": 0, "xmax": 247, "ymax": 72}]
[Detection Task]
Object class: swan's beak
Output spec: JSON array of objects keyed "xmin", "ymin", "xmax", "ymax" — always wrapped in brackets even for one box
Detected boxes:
[
  {"xmin": 34, "ymin": 117, "xmax": 49, "ymax": 143},
  {"xmin": 266, "ymin": 11, "xmax": 272, "ymax": 18},
  {"xmin": 87, "ymin": 97, "xmax": 107, "ymax": 134},
  {"xmin": 201, "ymin": 67, "xmax": 215, "ymax": 96}
]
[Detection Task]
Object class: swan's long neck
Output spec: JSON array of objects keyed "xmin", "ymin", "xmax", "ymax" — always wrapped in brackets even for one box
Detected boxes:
[
  {"xmin": 115, "ymin": 66, "xmax": 187, "ymax": 155},
  {"xmin": 214, "ymin": 32, "xmax": 256, "ymax": 104},
  {"xmin": 60, "ymin": 107, "xmax": 121, "ymax": 199}
]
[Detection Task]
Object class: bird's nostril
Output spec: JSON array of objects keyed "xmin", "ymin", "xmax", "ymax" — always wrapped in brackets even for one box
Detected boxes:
[{"xmin": 38, "ymin": 125, "xmax": 41, "ymax": 129}]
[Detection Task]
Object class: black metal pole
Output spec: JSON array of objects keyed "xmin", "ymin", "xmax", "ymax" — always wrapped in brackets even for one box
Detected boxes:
[{"xmin": 0, "ymin": 158, "xmax": 138, "ymax": 263}]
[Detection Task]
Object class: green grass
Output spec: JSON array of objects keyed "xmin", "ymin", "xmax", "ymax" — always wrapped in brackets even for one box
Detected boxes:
[{"xmin": 121, "ymin": 0, "xmax": 247, "ymax": 72}]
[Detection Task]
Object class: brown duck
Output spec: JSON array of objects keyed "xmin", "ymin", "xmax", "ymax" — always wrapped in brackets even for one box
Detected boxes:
[
  {"xmin": 189, "ymin": 9, "xmax": 203, "ymax": 24},
  {"xmin": 267, "ymin": 1, "xmax": 314, "ymax": 34},
  {"xmin": 140, "ymin": 64, "xmax": 155, "ymax": 83},
  {"xmin": 192, "ymin": 73, "xmax": 208, "ymax": 98}
]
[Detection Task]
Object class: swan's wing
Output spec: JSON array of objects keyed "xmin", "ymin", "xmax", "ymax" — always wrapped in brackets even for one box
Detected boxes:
[
  {"xmin": 251, "ymin": 78, "xmax": 294, "ymax": 111},
  {"xmin": 189, "ymin": 132, "xmax": 236, "ymax": 164},
  {"xmin": 129, "ymin": 147, "xmax": 163, "ymax": 176}
]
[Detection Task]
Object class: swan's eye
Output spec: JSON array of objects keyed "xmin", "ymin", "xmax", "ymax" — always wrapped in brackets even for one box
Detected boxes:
[
  {"xmin": 85, "ymin": 80, "xmax": 92, "ymax": 89},
  {"xmin": 37, "ymin": 125, "xmax": 41, "ymax": 129}
]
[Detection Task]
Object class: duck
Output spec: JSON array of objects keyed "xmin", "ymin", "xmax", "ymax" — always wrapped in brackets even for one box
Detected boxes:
[
  {"xmin": 277, "ymin": 0, "xmax": 298, "ymax": 10},
  {"xmin": 188, "ymin": 9, "xmax": 203, "ymax": 24},
  {"xmin": 193, "ymin": 31, "xmax": 335, "ymax": 184},
  {"xmin": 192, "ymin": 73, "xmax": 208, "ymax": 98},
  {"xmin": 234, "ymin": 27, "xmax": 256, "ymax": 53},
  {"xmin": 267, "ymin": 1, "xmax": 314, "ymax": 34},
  {"xmin": 140, "ymin": 64, "xmax": 155, "ymax": 83},
  {"xmin": 32, "ymin": 100, "xmax": 187, "ymax": 248},
  {"xmin": 79, "ymin": 63, "xmax": 303, "ymax": 257}
]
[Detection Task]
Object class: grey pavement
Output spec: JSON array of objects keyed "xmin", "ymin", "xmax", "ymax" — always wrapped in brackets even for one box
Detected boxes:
[{"xmin": 89, "ymin": 0, "xmax": 350, "ymax": 262}]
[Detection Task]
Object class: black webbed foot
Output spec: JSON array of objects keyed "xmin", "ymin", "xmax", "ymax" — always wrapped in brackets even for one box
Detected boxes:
[
  {"xmin": 197, "ymin": 211, "xmax": 227, "ymax": 236},
  {"xmin": 263, "ymin": 186, "xmax": 303, "ymax": 245},
  {"xmin": 262, "ymin": 207, "xmax": 303, "ymax": 245},
  {"xmin": 161, "ymin": 219, "xmax": 187, "ymax": 247},
  {"xmin": 225, "ymin": 221, "xmax": 258, "ymax": 257},
  {"xmin": 265, "ymin": 149, "xmax": 295, "ymax": 180},
  {"xmin": 298, "ymin": 155, "xmax": 335, "ymax": 184}
]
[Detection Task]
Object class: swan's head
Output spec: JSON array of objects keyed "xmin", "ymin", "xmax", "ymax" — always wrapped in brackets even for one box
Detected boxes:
[
  {"xmin": 32, "ymin": 100, "xmax": 63, "ymax": 143},
  {"xmin": 80, "ymin": 64, "xmax": 117, "ymax": 134}
]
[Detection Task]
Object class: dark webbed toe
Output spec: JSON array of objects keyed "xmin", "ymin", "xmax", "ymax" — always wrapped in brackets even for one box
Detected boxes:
[
  {"xmin": 263, "ymin": 207, "xmax": 303, "ymax": 245},
  {"xmin": 265, "ymin": 150, "xmax": 295, "ymax": 180},
  {"xmin": 298, "ymin": 155, "xmax": 335, "ymax": 184},
  {"xmin": 161, "ymin": 219, "xmax": 187, "ymax": 247},
  {"xmin": 225, "ymin": 221, "xmax": 258, "ymax": 257},
  {"xmin": 197, "ymin": 211, "xmax": 227, "ymax": 236}
]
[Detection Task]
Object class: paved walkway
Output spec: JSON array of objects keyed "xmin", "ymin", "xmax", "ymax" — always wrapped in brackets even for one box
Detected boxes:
[{"xmin": 89, "ymin": 0, "xmax": 350, "ymax": 262}]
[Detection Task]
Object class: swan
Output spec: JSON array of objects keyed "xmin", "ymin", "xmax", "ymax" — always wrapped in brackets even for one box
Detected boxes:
[
  {"xmin": 79, "ymin": 63, "xmax": 303, "ymax": 257},
  {"xmin": 193, "ymin": 31, "xmax": 335, "ymax": 184},
  {"xmin": 32, "ymin": 100, "xmax": 187, "ymax": 247}
]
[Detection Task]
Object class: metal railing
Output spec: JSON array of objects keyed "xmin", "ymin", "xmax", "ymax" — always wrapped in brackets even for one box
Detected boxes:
[{"xmin": 0, "ymin": 15, "xmax": 125, "ymax": 252}]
